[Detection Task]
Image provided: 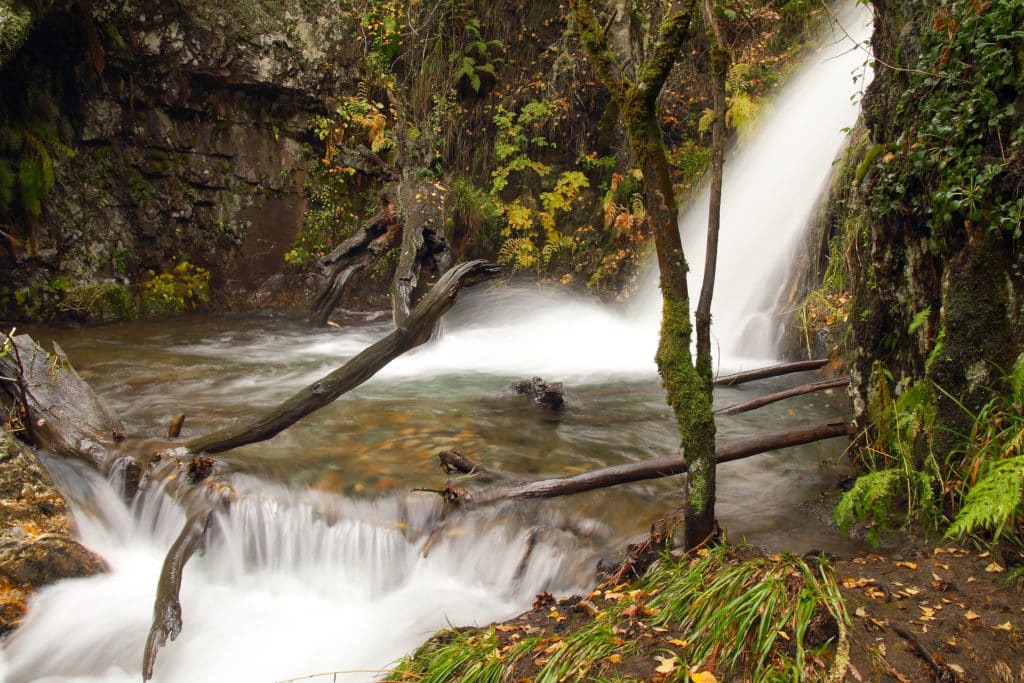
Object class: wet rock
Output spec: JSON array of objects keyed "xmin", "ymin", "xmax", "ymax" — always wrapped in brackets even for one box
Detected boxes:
[
  {"xmin": 0, "ymin": 430, "xmax": 106, "ymax": 635},
  {"xmin": 506, "ymin": 377, "xmax": 566, "ymax": 410}
]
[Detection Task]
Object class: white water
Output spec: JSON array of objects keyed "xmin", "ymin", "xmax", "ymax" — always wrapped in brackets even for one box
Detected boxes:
[
  {"xmin": 637, "ymin": 0, "xmax": 874, "ymax": 370},
  {"xmin": 0, "ymin": 5, "xmax": 872, "ymax": 682}
]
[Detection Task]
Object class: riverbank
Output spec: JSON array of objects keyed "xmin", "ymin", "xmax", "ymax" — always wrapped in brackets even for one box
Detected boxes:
[{"xmin": 384, "ymin": 533, "xmax": 1023, "ymax": 682}]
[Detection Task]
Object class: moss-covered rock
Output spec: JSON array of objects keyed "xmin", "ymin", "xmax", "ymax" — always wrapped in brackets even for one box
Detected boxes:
[{"xmin": 0, "ymin": 430, "xmax": 106, "ymax": 635}]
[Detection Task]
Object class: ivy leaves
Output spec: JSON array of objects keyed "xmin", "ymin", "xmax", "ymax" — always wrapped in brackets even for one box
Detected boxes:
[{"xmin": 869, "ymin": 0, "xmax": 1024, "ymax": 245}]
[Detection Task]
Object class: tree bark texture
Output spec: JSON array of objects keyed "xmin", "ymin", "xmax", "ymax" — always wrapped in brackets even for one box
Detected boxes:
[
  {"xmin": 572, "ymin": 0, "xmax": 722, "ymax": 549},
  {"xmin": 390, "ymin": 175, "xmax": 452, "ymax": 327},
  {"xmin": 0, "ymin": 334, "xmax": 126, "ymax": 469}
]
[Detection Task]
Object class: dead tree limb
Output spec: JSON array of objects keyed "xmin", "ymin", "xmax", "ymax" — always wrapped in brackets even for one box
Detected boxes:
[
  {"xmin": 310, "ymin": 263, "xmax": 367, "ymax": 328},
  {"xmin": 715, "ymin": 377, "xmax": 850, "ymax": 415},
  {"xmin": 185, "ymin": 260, "xmax": 499, "ymax": 455},
  {"xmin": 442, "ymin": 418, "xmax": 855, "ymax": 508},
  {"xmin": 142, "ymin": 498, "xmax": 218, "ymax": 681},
  {"xmin": 714, "ymin": 359, "xmax": 830, "ymax": 386}
]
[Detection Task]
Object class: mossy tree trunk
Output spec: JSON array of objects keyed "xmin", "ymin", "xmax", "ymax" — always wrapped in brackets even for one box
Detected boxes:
[{"xmin": 572, "ymin": 0, "xmax": 727, "ymax": 548}]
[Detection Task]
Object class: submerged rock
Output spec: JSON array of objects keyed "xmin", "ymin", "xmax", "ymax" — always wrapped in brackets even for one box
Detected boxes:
[
  {"xmin": 0, "ymin": 430, "xmax": 106, "ymax": 636},
  {"xmin": 506, "ymin": 377, "xmax": 566, "ymax": 411}
]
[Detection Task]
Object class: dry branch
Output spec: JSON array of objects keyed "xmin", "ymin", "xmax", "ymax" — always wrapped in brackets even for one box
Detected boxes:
[
  {"xmin": 142, "ymin": 499, "xmax": 217, "ymax": 681},
  {"xmin": 185, "ymin": 260, "xmax": 499, "ymax": 455},
  {"xmin": 310, "ymin": 194, "xmax": 398, "ymax": 327},
  {"xmin": 715, "ymin": 378, "xmax": 850, "ymax": 415},
  {"xmin": 442, "ymin": 418, "xmax": 855, "ymax": 508},
  {"xmin": 714, "ymin": 359, "xmax": 830, "ymax": 386}
]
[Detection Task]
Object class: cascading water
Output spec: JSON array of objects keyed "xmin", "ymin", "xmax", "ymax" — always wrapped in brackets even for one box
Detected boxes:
[
  {"xmin": 638, "ymin": 0, "xmax": 874, "ymax": 369},
  {"xmin": 0, "ymin": 4, "xmax": 872, "ymax": 682}
]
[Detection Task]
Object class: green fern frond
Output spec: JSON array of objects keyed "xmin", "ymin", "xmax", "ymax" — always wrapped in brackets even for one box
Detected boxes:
[
  {"xmin": 698, "ymin": 108, "xmax": 715, "ymax": 134},
  {"xmin": 835, "ymin": 468, "xmax": 936, "ymax": 544},
  {"xmin": 497, "ymin": 237, "xmax": 538, "ymax": 271},
  {"xmin": 947, "ymin": 456, "xmax": 1024, "ymax": 544},
  {"xmin": 541, "ymin": 234, "xmax": 574, "ymax": 266},
  {"xmin": 726, "ymin": 63, "xmax": 754, "ymax": 94},
  {"xmin": 1009, "ymin": 354, "xmax": 1024, "ymax": 403},
  {"xmin": 726, "ymin": 93, "xmax": 758, "ymax": 135}
]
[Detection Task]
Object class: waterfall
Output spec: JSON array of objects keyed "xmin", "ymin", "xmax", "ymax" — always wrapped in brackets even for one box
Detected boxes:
[
  {"xmin": 0, "ymin": 4, "xmax": 872, "ymax": 681},
  {"xmin": 637, "ymin": 0, "xmax": 873, "ymax": 370}
]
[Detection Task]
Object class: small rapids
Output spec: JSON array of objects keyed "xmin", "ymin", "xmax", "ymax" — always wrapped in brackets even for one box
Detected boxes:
[
  {"xmin": 2, "ymin": 458, "xmax": 589, "ymax": 683},
  {"xmin": 0, "ymin": 3, "xmax": 872, "ymax": 681}
]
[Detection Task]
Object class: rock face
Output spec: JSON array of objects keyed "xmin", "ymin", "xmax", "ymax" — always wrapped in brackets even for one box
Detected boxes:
[
  {"xmin": 800, "ymin": 0, "xmax": 1024, "ymax": 453},
  {"xmin": 0, "ymin": 430, "xmax": 106, "ymax": 635},
  {"xmin": 0, "ymin": 0, "xmax": 361, "ymax": 315}
]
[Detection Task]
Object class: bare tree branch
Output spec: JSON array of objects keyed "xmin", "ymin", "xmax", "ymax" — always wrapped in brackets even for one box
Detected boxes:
[{"xmin": 185, "ymin": 261, "xmax": 500, "ymax": 455}]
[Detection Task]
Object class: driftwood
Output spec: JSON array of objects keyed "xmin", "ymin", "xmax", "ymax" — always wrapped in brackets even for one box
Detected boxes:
[
  {"xmin": 715, "ymin": 377, "xmax": 850, "ymax": 415},
  {"xmin": 714, "ymin": 359, "xmax": 830, "ymax": 386},
  {"xmin": 437, "ymin": 418, "xmax": 856, "ymax": 509},
  {"xmin": 142, "ymin": 500, "xmax": 217, "ymax": 681},
  {"xmin": 310, "ymin": 263, "xmax": 366, "ymax": 328},
  {"xmin": 186, "ymin": 260, "xmax": 499, "ymax": 455}
]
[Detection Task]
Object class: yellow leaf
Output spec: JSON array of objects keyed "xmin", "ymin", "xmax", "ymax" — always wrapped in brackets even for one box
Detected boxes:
[
  {"xmin": 964, "ymin": 610, "xmax": 981, "ymax": 620},
  {"xmin": 895, "ymin": 561, "xmax": 917, "ymax": 570},
  {"xmin": 668, "ymin": 638, "xmax": 688, "ymax": 648},
  {"xmin": 994, "ymin": 621, "xmax": 1014, "ymax": 631},
  {"xmin": 777, "ymin": 630, "xmax": 790, "ymax": 641},
  {"xmin": 654, "ymin": 655, "xmax": 677, "ymax": 675},
  {"xmin": 607, "ymin": 654, "xmax": 623, "ymax": 664},
  {"xmin": 689, "ymin": 670, "xmax": 718, "ymax": 683},
  {"xmin": 855, "ymin": 607, "xmax": 868, "ymax": 618},
  {"xmin": 985, "ymin": 562, "xmax": 1005, "ymax": 573}
]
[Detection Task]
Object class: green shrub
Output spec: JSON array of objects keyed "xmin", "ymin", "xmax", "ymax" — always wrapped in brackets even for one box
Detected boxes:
[{"xmin": 141, "ymin": 261, "xmax": 210, "ymax": 315}]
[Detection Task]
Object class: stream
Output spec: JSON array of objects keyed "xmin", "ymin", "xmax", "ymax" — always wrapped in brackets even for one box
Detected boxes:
[{"xmin": 0, "ymin": 3, "xmax": 872, "ymax": 682}]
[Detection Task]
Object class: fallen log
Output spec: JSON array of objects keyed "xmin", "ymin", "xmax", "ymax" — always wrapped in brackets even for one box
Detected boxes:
[
  {"xmin": 0, "ymin": 333, "xmax": 126, "ymax": 469},
  {"xmin": 714, "ymin": 359, "xmax": 830, "ymax": 386},
  {"xmin": 440, "ymin": 418, "xmax": 856, "ymax": 508},
  {"xmin": 714, "ymin": 377, "xmax": 850, "ymax": 415},
  {"xmin": 185, "ymin": 260, "xmax": 499, "ymax": 455}
]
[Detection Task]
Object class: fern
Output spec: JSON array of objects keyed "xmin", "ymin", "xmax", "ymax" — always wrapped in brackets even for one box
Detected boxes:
[
  {"xmin": 698, "ymin": 108, "xmax": 715, "ymax": 134},
  {"xmin": 835, "ymin": 469, "xmax": 936, "ymax": 545},
  {"xmin": 497, "ymin": 237, "xmax": 538, "ymax": 271},
  {"xmin": 726, "ymin": 63, "xmax": 753, "ymax": 92},
  {"xmin": 541, "ymin": 234, "xmax": 574, "ymax": 266},
  {"xmin": 947, "ymin": 456, "xmax": 1024, "ymax": 544}
]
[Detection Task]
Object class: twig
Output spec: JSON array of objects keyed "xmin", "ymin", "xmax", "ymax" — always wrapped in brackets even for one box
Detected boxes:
[{"xmin": 891, "ymin": 624, "xmax": 957, "ymax": 681}]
